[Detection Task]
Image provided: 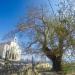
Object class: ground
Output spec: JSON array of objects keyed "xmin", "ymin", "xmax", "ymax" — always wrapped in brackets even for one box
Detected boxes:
[{"xmin": 0, "ymin": 60, "xmax": 75, "ymax": 75}]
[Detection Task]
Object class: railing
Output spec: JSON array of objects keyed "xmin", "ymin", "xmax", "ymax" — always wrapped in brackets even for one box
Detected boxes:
[{"xmin": 0, "ymin": 62, "xmax": 75, "ymax": 75}]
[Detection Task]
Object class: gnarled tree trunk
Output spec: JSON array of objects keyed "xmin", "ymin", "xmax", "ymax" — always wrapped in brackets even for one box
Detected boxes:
[
  {"xmin": 43, "ymin": 46, "xmax": 62, "ymax": 72},
  {"xmin": 51, "ymin": 56, "xmax": 62, "ymax": 72}
]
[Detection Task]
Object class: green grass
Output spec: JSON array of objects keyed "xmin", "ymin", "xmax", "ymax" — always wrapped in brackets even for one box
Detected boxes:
[{"xmin": 62, "ymin": 63, "xmax": 75, "ymax": 74}]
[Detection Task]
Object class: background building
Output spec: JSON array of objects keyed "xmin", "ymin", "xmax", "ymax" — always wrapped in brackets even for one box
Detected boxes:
[{"xmin": 0, "ymin": 37, "xmax": 21, "ymax": 61}]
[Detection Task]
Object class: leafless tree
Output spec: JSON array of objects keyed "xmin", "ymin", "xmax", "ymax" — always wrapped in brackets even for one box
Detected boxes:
[{"xmin": 3, "ymin": 0, "xmax": 75, "ymax": 73}]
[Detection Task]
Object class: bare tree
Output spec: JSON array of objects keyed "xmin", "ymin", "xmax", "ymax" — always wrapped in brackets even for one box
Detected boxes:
[{"xmin": 4, "ymin": 0, "xmax": 75, "ymax": 73}]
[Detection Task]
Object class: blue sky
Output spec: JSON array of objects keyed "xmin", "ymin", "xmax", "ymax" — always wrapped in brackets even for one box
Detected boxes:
[
  {"xmin": 0, "ymin": 0, "xmax": 27, "ymax": 41},
  {"xmin": 0, "ymin": 0, "xmax": 58, "ymax": 41}
]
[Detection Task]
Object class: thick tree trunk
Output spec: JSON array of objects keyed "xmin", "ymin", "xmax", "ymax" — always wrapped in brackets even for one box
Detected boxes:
[
  {"xmin": 51, "ymin": 56, "xmax": 62, "ymax": 72},
  {"xmin": 43, "ymin": 46, "xmax": 62, "ymax": 72}
]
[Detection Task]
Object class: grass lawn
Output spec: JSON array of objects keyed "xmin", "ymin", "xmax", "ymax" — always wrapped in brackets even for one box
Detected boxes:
[{"xmin": 62, "ymin": 63, "xmax": 75, "ymax": 74}]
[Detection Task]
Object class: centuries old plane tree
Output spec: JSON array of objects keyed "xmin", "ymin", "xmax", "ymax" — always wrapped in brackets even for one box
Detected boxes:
[{"xmin": 16, "ymin": 0, "xmax": 75, "ymax": 72}]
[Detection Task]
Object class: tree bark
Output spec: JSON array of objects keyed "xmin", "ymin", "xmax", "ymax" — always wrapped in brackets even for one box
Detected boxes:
[
  {"xmin": 43, "ymin": 46, "xmax": 62, "ymax": 72},
  {"xmin": 51, "ymin": 56, "xmax": 62, "ymax": 72}
]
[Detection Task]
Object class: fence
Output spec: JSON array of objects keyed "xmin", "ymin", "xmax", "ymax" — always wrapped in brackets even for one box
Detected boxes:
[
  {"xmin": 0, "ymin": 63, "xmax": 66, "ymax": 75},
  {"xmin": 0, "ymin": 62, "xmax": 58, "ymax": 75},
  {"xmin": 0, "ymin": 57, "xmax": 75, "ymax": 75}
]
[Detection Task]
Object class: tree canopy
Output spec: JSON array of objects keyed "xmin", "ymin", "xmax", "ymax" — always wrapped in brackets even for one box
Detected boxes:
[{"xmin": 4, "ymin": 0, "xmax": 75, "ymax": 73}]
